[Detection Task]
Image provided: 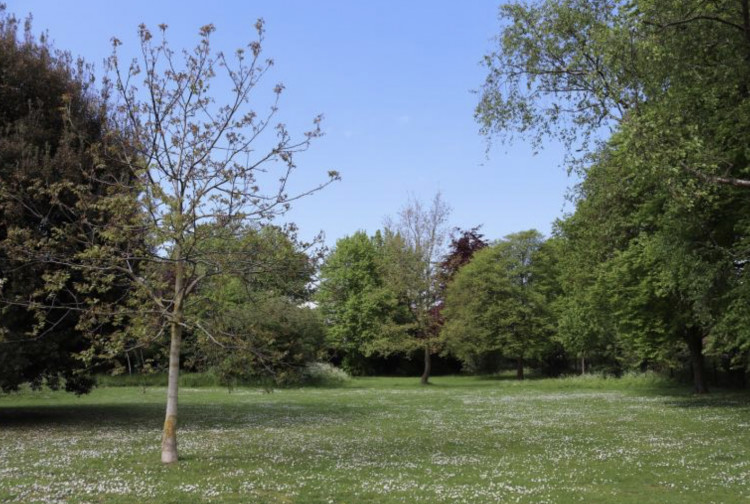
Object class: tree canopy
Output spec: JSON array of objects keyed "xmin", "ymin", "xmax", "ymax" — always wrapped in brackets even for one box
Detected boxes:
[
  {"xmin": 0, "ymin": 8, "xmax": 139, "ymax": 394},
  {"xmin": 442, "ymin": 230, "xmax": 552, "ymax": 379},
  {"xmin": 478, "ymin": 0, "xmax": 750, "ymax": 389}
]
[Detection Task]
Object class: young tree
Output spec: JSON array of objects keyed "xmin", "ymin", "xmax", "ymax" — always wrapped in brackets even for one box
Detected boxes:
[
  {"xmin": 104, "ymin": 21, "xmax": 338, "ymax": 463},
  {"xmin": 385, "ymin": 193, "xmax": 451, "ymax": 385}
]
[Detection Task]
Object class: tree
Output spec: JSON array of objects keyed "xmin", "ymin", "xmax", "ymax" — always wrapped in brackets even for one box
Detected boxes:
[
  {"xmin": 553, "ymin": 131, "xmax": 741, "ymax": 391},
  {"xmin": 385, "ymin": 193, "xmax": 451, "ymax": 385},
  {"xmin": 438, "ymin": 227, "xmax": 488, "ymax": 286},
  {"xmin": 478, "ymin": 0, "xmax": 750, "ymax": 389},
  {"xmin": 443, "ymin": 230, "xmax": 551, "ymax": 379},
  {"xmin": 101, "ymin": 21, "xmax": 338, "ymax": 463},
  {"xmin": 0, "ymin": 9, "xmax": 138, "ymax": 394},
  {"xmin": 185, "ymin": 225, "xmax": 324, "ymax": 386},
  {"xmin": 316, "ymin": 231, "xmax": 413, "ymax": 374},
  {"xmin": 477, "ymin": 0, "xmax": 750, "ymax": 187}
]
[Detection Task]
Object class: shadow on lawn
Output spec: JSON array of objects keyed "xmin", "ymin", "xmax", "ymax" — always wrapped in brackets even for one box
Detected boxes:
[
  {"xmin": 0, "ymin": 401, "xmax": 365, "ymax": 430},
  {"xmin": 662, "ymin": 393, "xmax": 750, "ymax": 410},
  {"xmin": 0, "ymin": 403, "xmax": 163, "ymax": 428}
]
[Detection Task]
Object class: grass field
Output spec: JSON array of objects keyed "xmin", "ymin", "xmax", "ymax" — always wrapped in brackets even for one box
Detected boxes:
[{"xmin": 1, "ymin": 375, "xmax": 749, "ymax": 503}]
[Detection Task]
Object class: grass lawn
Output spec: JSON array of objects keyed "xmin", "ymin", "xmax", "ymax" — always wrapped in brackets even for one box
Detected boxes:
[{"xmin": 1, "ymin": 375, "xmax": 749, "ymax": 503}]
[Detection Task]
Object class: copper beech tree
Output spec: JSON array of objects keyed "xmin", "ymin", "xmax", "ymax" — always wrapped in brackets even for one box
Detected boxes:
[{"xmin": 105, "ymin": 21, "xmax": 338, "ymax": 463}]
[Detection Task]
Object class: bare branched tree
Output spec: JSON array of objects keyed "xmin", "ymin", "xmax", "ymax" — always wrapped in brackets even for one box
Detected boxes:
[{"xmin": 385, "ymin": 192, "xmax": 450, "ymax": 385}]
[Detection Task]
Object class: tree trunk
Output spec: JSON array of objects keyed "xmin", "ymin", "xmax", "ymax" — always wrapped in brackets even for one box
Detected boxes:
[
  {"xmin": 581, "ymin": 353, "xmax": 586, "ymax": 375},
  {"xmin": 686, "ymin": 328, "xmax": 708, "ymax": 394},
  {"xmin": 162, "ymin": 255, "xmax": 184, "ymax": 464},
  {"xmin": 161, "ymin": 321, "xmax": 182, "ymax": 463},
  {"xmin": 420, "ymin": 346, "xmax": 431, "ymax": 385},
  {"xmin": 516, "ymin": 357, "xmax": 524, "ymax": 380}
]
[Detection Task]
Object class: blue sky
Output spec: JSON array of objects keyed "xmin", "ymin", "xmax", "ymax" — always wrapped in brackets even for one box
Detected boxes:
[{"xmin": 7, "ymin": 0, "xmax": 575, "ymax": 246}]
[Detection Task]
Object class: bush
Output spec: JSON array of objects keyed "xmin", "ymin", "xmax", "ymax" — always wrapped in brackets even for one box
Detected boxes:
[{"xmin": 300, "ymin": 362, "xmax": 351, "ymax": 387}]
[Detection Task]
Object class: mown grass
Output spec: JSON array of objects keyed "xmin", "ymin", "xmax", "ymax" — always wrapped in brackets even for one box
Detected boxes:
[{"xmin": 1, "ymin": 375, "xmax": 748, "ymax": 503}]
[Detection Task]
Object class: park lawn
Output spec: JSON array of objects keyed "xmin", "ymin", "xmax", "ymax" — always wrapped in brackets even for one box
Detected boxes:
[{"xmin": 0, "ymin": 375, "xmax": 749, "ymax": 503}]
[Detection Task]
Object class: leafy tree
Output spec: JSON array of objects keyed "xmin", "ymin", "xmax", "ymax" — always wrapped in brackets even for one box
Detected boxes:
[
  {"xmin": 479, "ymin": 0, "xmax": 750, "ymax": 389},
  {"xmin": 442, "ymin": 230, "xmax": 552, "ymax": 379},
  {"xmin": 186, "ymin": 225, "xmax": 324, "ymax": 385},
  {"xmin": 385, "ymin": 193, "xmax": 451, "ymax": 384},
  {"xmin": 438, "ymin": 227, "xmax": 488, "ymax": 287},
  {"xmin": 0, "ymin": 9, "xmax": 138, "ymax": 394},
  {"xmin": 554, "ymin": 132, "xmax": 741, "ymax": 391},
  {"xmin": 477, "ymin": 0, "xmax": 750, "ymax": 188},
  {"xmin": 95, "ymin": 20, "xmax": 338, "ymax": 463},
  {"xmin": 316, "ymin": 231, "xmax": 413, "ymax": 373}
]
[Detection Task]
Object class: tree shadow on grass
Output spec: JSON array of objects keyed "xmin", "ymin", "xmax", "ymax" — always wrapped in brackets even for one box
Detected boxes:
[
  {"xmin": 661, "ymin": 393, "xmax": 750, "ymax": 410},
  {"xmin": 0, "ymin": 403, "xmax": 164, "ymax": 429},
  {"xmin": 0, "ymin": 400, "xmax": 365, "ymax": 430}
]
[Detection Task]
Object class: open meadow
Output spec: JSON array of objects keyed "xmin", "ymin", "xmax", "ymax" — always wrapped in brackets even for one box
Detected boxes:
[{"xmin": 1, "ymin": 375, "xmax": 749, "ymax": 504}]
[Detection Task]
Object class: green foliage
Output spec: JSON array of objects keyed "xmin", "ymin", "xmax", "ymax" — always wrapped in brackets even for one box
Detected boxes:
[
  {"xmin": 178, "ymin": 226, "xmax": 325, "ymax": 386},
  {"xmin": 316, "ymin": 231, "xmax": 415, "ymax": 371},
  {"xmin": 480, "ymin": 0, "xmax": 750, "ymax": 387},
  {"xmin": 477, "ymin": 0, "xmax": 635, "ymax": 154},
  {"xmin": 0, "ymin": 8, "xmax": 139, "ymax": 394},
  {"xmin": 208, "ymin": 297, "xmax": 325, "ymax": 387},
  {"xmin": 96, "ymin": 372, "xmax": 220, "ymax": 388},
  {"xmin": 442, "ymin": 230, "xmax": 553, "ymax": 376},
  {"xmin": 550, "ymin": 132, "xmax": 748, "ymax": 389},
  {"xmin": 300, "ymin": 362, "xmax": 351, "ymax": 387},
  {"xmin": 478, "ymin": 0, "xmax": 750, "ymax": 183}
]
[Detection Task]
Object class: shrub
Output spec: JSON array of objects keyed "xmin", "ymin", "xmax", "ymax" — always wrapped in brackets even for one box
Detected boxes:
[{"xmin": 301, "ymin": 362, "xmax": 351, "ymax": 387}]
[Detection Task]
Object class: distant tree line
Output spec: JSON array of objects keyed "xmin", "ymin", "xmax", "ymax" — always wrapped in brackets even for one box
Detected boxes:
[
  {"xmin": 3, "ymin": 0, "xmax": 750, "ymax": 415},
  {"xmin": 319, "ymin": 0, "xmax": 750, "ymax": 391}
]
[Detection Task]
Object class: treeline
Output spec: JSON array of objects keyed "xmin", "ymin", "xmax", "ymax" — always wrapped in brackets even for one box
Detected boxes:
[
  {"xmin": 319, "ymin": 0, "xmax": 750, "ymax": 392},
  {"xmin": 318, "ymin": 209, "xmax": 748, "ymax": 392},
  {"xmin": 3, "ymin": 1, "xmax": 750, "ymax": 397}
]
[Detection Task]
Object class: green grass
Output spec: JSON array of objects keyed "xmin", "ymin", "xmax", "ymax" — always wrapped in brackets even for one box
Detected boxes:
[{"xmin": 1, "ymin": 375, "xmax": 748, "ymax": 503}]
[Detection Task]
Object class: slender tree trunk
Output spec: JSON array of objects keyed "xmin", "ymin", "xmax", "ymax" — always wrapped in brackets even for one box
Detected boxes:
[
  {"xmin": 125, "ymin": 351, "xmax": 132, "ymax": 376},
  {"xmin": 162, "ymin": 256, "xmax": 184, "ymax": 463},
  {"xmin": 686, "ymin": 328, "xmax": 708, "ymax": 394},
  {"xmin": 161, "ymin": 321, "xmax": 182, "ymax": 463},
  {"xmin": 580, "ymin": 353, "xmax": 586, "ymax": 375},
  {"xmin": 516, "ymin": 357, "xmax": 524, "ymax": 380},
  {"xmin": 420, "ymin": 346, "xmax": 431, "ymax": 385}
]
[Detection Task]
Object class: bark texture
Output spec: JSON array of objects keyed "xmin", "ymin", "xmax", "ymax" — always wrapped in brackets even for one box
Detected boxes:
[{"xmin": 161, "ymin": 322, "xmax": 182, "ymax": 463}]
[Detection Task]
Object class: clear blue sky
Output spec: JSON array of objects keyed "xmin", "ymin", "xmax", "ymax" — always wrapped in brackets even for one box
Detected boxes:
[{"xmin": 7, "ymin": 0, "xmax": 575, "ymax": 246}]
